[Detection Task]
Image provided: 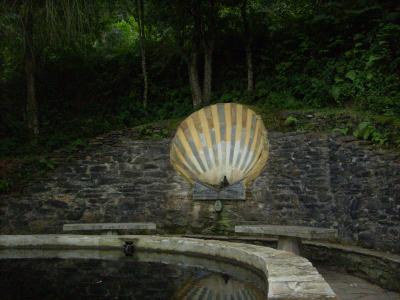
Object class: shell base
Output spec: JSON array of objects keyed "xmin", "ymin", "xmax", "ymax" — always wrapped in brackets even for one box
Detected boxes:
[{"xmin": 193, "ymin": 181, "xmax": 246, "ymax": 200}]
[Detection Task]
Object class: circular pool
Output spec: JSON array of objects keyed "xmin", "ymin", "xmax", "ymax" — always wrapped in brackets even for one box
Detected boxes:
[
  {"xmin": 0, "ymin": 235, "xmax": 337, "ymax": 299},
  {"xmin": 0, "ymin": 249, "xmax": 268, "ymax": 300}
]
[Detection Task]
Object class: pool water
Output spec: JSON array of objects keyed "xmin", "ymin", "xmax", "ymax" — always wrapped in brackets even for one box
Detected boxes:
[{"xmin": 0, "ymin": 250, "xmax": 268, "ymax": 300}]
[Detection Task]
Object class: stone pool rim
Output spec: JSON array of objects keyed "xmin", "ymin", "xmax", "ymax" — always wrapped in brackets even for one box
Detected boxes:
[{"xmin": 0, "ymin": 234, "xmax": 336, "ymax": 300}]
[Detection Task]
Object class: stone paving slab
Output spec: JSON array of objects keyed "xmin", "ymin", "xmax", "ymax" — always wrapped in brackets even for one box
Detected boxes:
[
  {"xmin": 317, "ymin": 265, "xmax": 400, "ymax": 300},
  {"xmin": 0, "ymin": 234, "xmax": 337, "ymax": 300}
]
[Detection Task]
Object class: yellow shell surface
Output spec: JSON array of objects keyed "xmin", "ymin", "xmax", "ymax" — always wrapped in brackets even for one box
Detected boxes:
[{"xmin": 170, "ymin": 103, "xmax": 269, "ymax": 187}]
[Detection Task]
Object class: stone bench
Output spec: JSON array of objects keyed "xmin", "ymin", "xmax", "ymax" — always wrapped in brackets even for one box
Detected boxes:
[
  {"xmin": 63, "ymin": 223, "xmax": 156, "ymax": 235},
  {"xmin": 235, "ymin": 225, "xmax": 337, "ymax": 255}
]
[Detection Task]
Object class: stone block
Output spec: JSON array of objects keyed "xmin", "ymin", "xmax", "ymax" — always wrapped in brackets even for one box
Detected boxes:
[
  {"xmin": 63, "ymin": 222, "xmax": 156, "ymax": 233},
  {"xmin": 235, "ymin": 225, "xmax": 338, "ymax": 240}
]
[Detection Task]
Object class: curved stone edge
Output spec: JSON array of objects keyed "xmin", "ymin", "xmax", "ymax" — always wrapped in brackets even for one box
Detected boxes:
[{"xmin": 0, "ymin": 235, "xmax": 336, "ymax": 300}]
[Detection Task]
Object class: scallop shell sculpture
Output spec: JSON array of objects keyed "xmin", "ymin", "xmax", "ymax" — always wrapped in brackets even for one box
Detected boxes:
[{"xmin": 170, "ymin": 103, "xmax": 269, "ymax": 188}]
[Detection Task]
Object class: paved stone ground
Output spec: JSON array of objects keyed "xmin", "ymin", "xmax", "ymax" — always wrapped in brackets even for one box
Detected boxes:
[{"xmin": 317, "ymin": 265, "xmax": 400, "ymax": 300}]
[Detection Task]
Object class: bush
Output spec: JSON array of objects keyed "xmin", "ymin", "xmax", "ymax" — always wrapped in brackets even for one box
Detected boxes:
[
  {"xmin": 353, "ymin": 121, "xmax": 387, "ymax": 145},
  {"xmin": 284, "ymin": 115, "xmax": 299, "ymax": 127},
  {"xmin": 0, "ymin": 179, "xmax": 10, "ymax": 193}
]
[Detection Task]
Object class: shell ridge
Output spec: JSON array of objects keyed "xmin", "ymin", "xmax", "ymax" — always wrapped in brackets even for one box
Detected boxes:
[
  {"xmin": 187, "ymin": 117, "xmax": 210, "ymax": 172},
  {"xmin": 177, "ymin": 128, "xmax": 204, "ymax": 175}
]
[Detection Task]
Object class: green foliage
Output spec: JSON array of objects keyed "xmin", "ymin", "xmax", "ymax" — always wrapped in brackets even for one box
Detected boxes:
[
  {"xmin": 153, "ymin": 88, "xmax": 193, "ymax": 120},
  {"xmin": 255, "ymin": 86, "xmax": 304, "ymax": 110},
  {"xmin": 95, "ymin": 17, "xmax": 139, "ymax": 54},
  {"xmin": 38, "ymin": 158, "xmax": 56, "ymax": 171},
  {"xmin": 253, "ymin": 1, "xmax": 400, "ymax": 115},
  {"xmin": 353, "ymin": 121, "xmax": 387, "ymax": 145},
  {"xmin": 137, "ymin": 127, "xmax": 169, "ymax": 139},
  {"xmin": 133, "ymin": 118, "xmax": 182, "ymax": 140},
  {"xmin": 284, "ymin": 116, "xmax": 298, "ymax": 127},
  {"xmin": 332, "ymin": 127, "xmax": 350, "ymax": 136},
  {"xmin": 219, "ymin": 90, "xmax": 243, "ymax": 103},
  {"xmin": 66, "ymin": 139, "xmax": 88, "ymax": 153},
  {"xmin": 0, "ymin": 179, "xmax": 10, "ymax": 193},
  {"xmin": 354, "ymin": 121, "xmax": 388, "ymax": 145}
]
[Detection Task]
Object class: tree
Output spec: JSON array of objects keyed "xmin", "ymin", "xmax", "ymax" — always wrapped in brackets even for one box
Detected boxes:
[
  {"xmin": 147, "ymin": 1, "xmax": 195, "ymax": 105},
  {"xmin": 22, "ymin": 0, "xmax": 39, "ymax": 139},
  {"xmin": 185, "ymin": 0, "xmax": 219, "ymax": 107},
  {"xmin": 1, "ymin": 0, "xmax": 40, "ymax": 139},
  {"xmin": 241, "ymin": 0, "xmax": 254, "ymax": 93},
  {"xmin": 149, "ymin": 0, "xmax": 220, "ymax": 108},
  {"xmin": 135, "ymin": 0, "xmax": 149, "ymax": 109},
  {"xmin": 202, "ymin": 0, "xmax": 217, "ymax": 105},
  {"xmin": 1, "ymin": 0, "xmax": 100, "ymax": 141},
  {"xmin": 188, "ymin": 0, "xmax": 203, "ymax": 107},
  {"xmin": 219, "ymin": 0, "xmax": 263, "ymax": 94}
]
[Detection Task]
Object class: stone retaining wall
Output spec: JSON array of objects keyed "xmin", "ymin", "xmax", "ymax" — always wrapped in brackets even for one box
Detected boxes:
[
  {"xmin": 302, "ymin": 242, "xmax": 400, "ymax": 292},
  {"xmin": 0, "ymin": 130, "xmax": 399, "ymax": 253}
]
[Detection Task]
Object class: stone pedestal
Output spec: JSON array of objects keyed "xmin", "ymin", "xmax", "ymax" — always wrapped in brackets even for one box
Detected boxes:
[{"xmin": 277, "ymin": 237, "xmax": 301, "ymax": 255}]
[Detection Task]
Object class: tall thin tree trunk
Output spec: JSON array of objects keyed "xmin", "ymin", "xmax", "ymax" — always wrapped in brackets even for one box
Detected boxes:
[
  {"xmin": 136, "ymin": 0, "xmax": 148, "ymax": 109},
  {"xmin": 187, "ymin": 1, "xmax": 203, "ymax": 108},
  {"xmin": 203, "ymin": 41, "xmax": 213, "ymax": 105},
  {"xmin": 24, "ymin": 1, "xmax": 39, "ymax": 139},
  {"xmin": 241, "ymin": 0, "xmax": 254, "ymax": 93},
  {"xmin": 202, "ymin": 0, "xmax": 216, "ymax": 105},
  {"xmin": 246, "ymin": 42, "xmax": 254, "ymax": 92},
  {"xmin": 188, "ymin": 51, "xmax": 202, "ymax": 107}
]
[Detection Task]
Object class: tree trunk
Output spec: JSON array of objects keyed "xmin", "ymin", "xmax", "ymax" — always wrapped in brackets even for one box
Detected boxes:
[
  {"xmin": 188, "ymin": 51, "xmax": 202, "ymax": 107},
  {"xmin": 203, "ymin": 41, "xmax": 213, "ymax": 105},
  {"xmin": 187, "ymin": 1, "xmax": 203, "ymax": 108},
  {"xmin": 246, "ymin": 42, "xmax": 254, "ymax": 92},
  {"xmin": 136, "ymin": 0, "xmax": 148, "ymax": 109},
  {"xmin": 202, "ymin": 0, "xmax": 216, "ymax": 105},
  {"xmin": 24, "ymin": 1, "xmax": 39, "ymax": 139},
  {"xmin": 241, "ymin": 0, "xmax": 254, "ymax": 93}
]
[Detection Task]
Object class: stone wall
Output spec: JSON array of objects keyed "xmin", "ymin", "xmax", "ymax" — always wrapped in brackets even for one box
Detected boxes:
[{"xmin": 1, "ymin": 129, "xmax": 399, "ymax": 253}]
